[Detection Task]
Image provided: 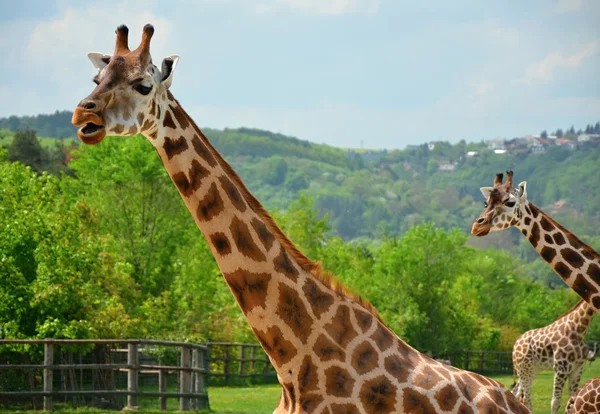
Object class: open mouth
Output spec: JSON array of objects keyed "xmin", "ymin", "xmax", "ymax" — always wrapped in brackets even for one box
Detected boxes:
[
  {"xmin": 80, "ymin": 122, "xmax": 105, "ymax": 136},
  {"xmin": 72, "ymin": 108, "xmax": 106, "ymax": 145}
]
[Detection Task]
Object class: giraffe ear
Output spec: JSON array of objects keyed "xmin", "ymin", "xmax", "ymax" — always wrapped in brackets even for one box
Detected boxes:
[
  {"xmin": 480, "ymin": 187, "xmax": 493, "ymax": 200},
  {"xmin": 518, "ymin": 181, "xmax": 527, "ymax": 201},
  {"xmin": 160, "ymin": 54, "xmax": 180, "ymax": 88},
  {"xmin": 88, "ymin": 52, "xmax": 111, "ymax": 70}
]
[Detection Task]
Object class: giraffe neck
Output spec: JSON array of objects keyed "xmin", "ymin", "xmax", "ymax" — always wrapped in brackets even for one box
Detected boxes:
[
  {"xmin": 145, "ymin": 92, "xmax": 386, "ymax": 382},
  {"xmin": 553, "ymin": 300, "xmax": 595, "ymax": 337},
  {"xmin": 515, "ymin": 201, "xmax": 600, "ymax": 311}
]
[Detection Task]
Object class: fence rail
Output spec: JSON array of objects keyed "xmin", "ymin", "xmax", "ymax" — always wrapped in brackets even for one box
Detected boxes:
[{"xmin": 0, "ymin": 339, "xmax": 209, "ymax": 411}]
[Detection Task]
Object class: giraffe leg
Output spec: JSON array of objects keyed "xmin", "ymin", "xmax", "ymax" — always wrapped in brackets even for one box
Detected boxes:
[
  {"xmin": 551, "ymin": 370, "xmax": 568, "ymax": 414},
  {"xmin": 519, "ymin": 375, "xmax": 533, "ymax": 413},
  {"xmin": 568, "ymin": 364, "xmax": 585, "ymax": 396}
]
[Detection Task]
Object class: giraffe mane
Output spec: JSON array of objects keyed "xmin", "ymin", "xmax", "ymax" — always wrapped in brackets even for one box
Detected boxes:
[
  {"xmin": 529, "ymin": 203, "xmax": 600, "ymax": 262},
  {"xmin": 168, "ymin": 92, "xmax": 383, "ymax": 322}
]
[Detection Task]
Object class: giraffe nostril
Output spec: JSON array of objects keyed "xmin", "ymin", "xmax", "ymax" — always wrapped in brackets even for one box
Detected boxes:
[
  {"xmin": 477, "ymin": 217, "xmax": 486, "ymax": 225},
  {"xmin": 80, "ymin": 100, "xmax": 97, "ymax": 110}
]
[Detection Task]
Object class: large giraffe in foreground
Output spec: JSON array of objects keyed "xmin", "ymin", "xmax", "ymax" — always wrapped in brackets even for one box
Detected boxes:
[
  {"xmin": 72, "ymin": 24, "xmax": 528, "ymax": 413},
  {"xmin": 472, "ymin": 171, "xmax": 600, "ymax": 313},
  {"xmin": 511, "ymin": 300, "xmax": 596, "ymax": 414},
  {"xmin": 565, "ymin": 377, "xmax": 600, "ymax": 414}
]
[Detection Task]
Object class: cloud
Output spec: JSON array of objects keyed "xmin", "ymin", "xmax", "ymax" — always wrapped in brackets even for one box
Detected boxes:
[
  {"xmin": 516, "ymin": 40, "xmax": 600, "ymax": 84},
  {"xmin": 26, "ymin": 3, "xmax": 172, "ymax": 86},
  {"xmin": 255, "ymin": 0, "xmax": 381, "ymax": 16}
]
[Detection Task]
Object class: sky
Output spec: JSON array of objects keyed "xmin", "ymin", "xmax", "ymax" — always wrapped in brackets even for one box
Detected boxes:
[{"xmin": 0, "ymin": 0, "xmax": 599, "ymax": 149}]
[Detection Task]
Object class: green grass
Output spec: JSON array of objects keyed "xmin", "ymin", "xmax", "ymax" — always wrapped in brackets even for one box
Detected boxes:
[{"xmin": 1, "ymin": 363, "xmax": 599, "ymax": 413}]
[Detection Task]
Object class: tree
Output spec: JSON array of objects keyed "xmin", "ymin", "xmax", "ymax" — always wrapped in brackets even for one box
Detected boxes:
[
  {"xmin": 540, "ymin": 130, "xmax": 548, "ymax": 138},
  {"xmin": 7, "ymin": 129, "xmax": 48, "ymax": 173},
  {"xmin": 555, "ymin": 128, "xmax": 564, "ymax": 138}
]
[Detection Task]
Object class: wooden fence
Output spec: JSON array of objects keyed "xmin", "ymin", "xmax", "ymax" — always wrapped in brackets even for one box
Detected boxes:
[
  {"xmin": 0, "ymin": 339, "xmax": 209, "ymax": 411},
  {"xmin": 205, "ymin": 342, "xmax": 277, "ymax": 386}
]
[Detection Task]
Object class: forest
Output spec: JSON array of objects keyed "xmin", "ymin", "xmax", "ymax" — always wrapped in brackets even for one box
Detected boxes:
[{"xmin": 0, "ymin": 115, "xmax": 599, "ymax": 356}]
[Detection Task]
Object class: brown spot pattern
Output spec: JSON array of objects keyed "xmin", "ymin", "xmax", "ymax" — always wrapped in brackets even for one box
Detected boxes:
[
  {"xmin": 541, "ymin": 246, "xmax": 557, "ymax": 263},
  {"xmin": 273, "ymin": 247, "xmax": 299, "ymax": 282},
  {"xmin": 555, "ymin": 261, "xmax": 572, "ymax": 280},
  {"xmin": 224, "ymin": 270, "xmax": 270, "ymax": 314},
  {"xmin": 253, "ymin": 325, "xmax": 297, "ymax": 367},
  {"xmin": 553, "ymin": 232, "xmax": 566, "ymax": 245},
  {"xmin": 371, "ymin": 326, "xmax": 394, "ymax": 351},
  {"xmin": 572, "ymin": 274, "xmax": 598, "ymax": 302},
  {"xmin": 540, "ymin": 215, "xmax": 555, "ymax": 232},
  {"xmin": 298, "ymin": 355, "xmax": 319, "ymax": 392},
  {"xmin": 191, "ymin": 135, "xmax": 218, "ymax": 167},
  {"xmin": 169, "ymin": 104, "xmax": 190, "ymax": 130},
  {"xmin": 313, "ymin": 334, "xmax": 345, "ymax": 362},
  {"xmin": 403, "ymin": 388, "xmax": 437, "ymax": 414},
  {"xmin": 210, "ymin": 232, "xmax": 231, "ymax": 256},
  {"xmin": 413, "ymin": 366, "xmax": 444, "ymax": 390},
  {"xmin": 163, "ymin": 136, "xmax": 189, "ymax": 160},
  {"xmin": 277, "ymin": 283, "xmax": 313, "ymax": 343},
  {"xmin": 562, "ymin": 248, "xmax": 585, "ymax": 268},
  {"xmin": 325, "ymin": 366, "xmax": 355, "ymax": 397},
  {"xmin": 359, "ymin": 376, "xmax": 397, "ymax": 414},
  {"xmin": 529, "ymin": 222, "xmax": 540, "ymax": 247},
  {"xmin": 384, "ymin": 354, "xmax": 412, "ymax": 383},
  {"xmin": 112, "ymin": 124, "xmax": 124, "ymax": 134},
  {"xmin": 329, "ymin": 403, "xmax": 359, "ymax": 414},
  {"xmin": 251, "ymin": 218, "xmax": 275, "ymax": 251},
  {"xmin": 300, "ymin": 395, "xmax": 323, "ymax": 413},
  {"xmin": 230, "ymin": 216, "xmax": 267, "ymax": 262},
  {"xmin": 137, "ymin": 112, "xmax": 145, "ymax": 126},
  {"xmin": 196, "ymin": 182, "xmax": 225, "ymax": 221},
  {"xmin": 172, "ymin": 159, "xmax": 209, "ymax": 197},
  {"xmin": 303, "ymin": 279, "xmax": 334, "ymax": 319},
  {"xmin": 163, "ymin": 110, "xmax": 177, "ymax": 129},
  {"xmin": 588, "ymin": 263, "xmax": 600, "ymax": 280},
  {"xmin": 354, "ymin": 308, "xmax": 374, "ymax": 332},
  {"xmin": 325, "ymin": 305, "xmax": 358, "ymax": 348},
  {"xmin": 351, "ymin": 341, "xmax": 378, "ymax": 374},
  {"xmin": 436, "ymin": 384, "xmax": 459, "ymax": 411},
  {"xmin": 218, "ymin": 175, "xmax": 246, "ymax": 212}
]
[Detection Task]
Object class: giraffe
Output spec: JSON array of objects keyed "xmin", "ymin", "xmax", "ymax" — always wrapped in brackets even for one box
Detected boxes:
[
  {"xmin": 471, "ymin": 171, "xmax": 600, "ymax": 313},
  {"xmin": 565, "ymin": 377, "xmax": 600, "ymax": 414},
  {"xmin": 71, "ymin": 24, "xmax": 529, "ymax": 413},
  {"xmin": 510, "ymin": 299, "xmax": 596, "ymax": 413}
]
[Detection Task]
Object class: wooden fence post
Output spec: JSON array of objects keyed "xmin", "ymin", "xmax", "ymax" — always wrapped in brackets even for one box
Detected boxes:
[
  {"xmin": 127, "ymin": 343, "xmax": 138, "ymax": 409},
  {"xmin": 239, "ymin": 345, "xmax": 246, "ymax": 376},
  {"xmin": 43, "ymin": 341, "xmax": 53, "ymax": 411},
  {"xmin": 180, "ymin": 346, "xmax": 191, "ymax": 411},
  {"xmin": 250, "ymin": 346, "xmax": 256, "ymax": 372},
  {"xmin": 159, "ymin": 369, "xmax": 167, "ymax": 411},
  {"xmin": 224, "ymin": 346, "xmax": 231, "ymax": 386}
]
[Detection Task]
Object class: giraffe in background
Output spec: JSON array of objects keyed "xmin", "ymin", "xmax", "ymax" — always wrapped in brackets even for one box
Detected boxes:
[
  {"xmin": 511, "ymin": 300, "xmax": 596, "ymax": 413},
  {"xmin": 72, "ymin": 24, "xmax": 529, "ymax": 413},
  {"xmin": 472, "ymin": 171, "xmax": 600, "ymax": 312}
]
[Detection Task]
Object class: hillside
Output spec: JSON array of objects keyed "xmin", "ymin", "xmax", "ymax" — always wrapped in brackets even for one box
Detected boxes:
[{"xmin": 2, "ymin": 113, "xmax": 600, "ymax": 287}]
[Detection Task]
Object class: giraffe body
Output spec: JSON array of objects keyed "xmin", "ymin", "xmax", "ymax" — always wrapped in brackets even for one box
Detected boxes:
[
  {"xmin": 565, "ymin": 377, "xmax": 600, "ymax": 414},
  {"xmin": 472, "ymin": 171, "xmax": 600, "ymax": 313},
  {"xmin": 72, "ymin": 25, "xmax": 529, "ymax": 413},
  {"xmin": 511, "ymin": 300, "xmax": 596, "ymax": 413}
]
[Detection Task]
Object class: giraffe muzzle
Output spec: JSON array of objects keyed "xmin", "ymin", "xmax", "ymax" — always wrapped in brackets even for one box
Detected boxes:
[
  {"xmin": 471, "ymin": 217, "xmax": 491, "ymax": 237},
  {"xmin": 72, "ymin": 107, "xmax": 106, "ymax": 145}
]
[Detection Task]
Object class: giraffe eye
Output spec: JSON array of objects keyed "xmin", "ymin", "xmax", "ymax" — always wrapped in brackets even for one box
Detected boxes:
[
  {"xmin": 484, "ymin": 202, "xmax": 488, "ymax": 208},
  {"xmin": 506, "ymin": 200, "xmax": 516, "ymax": 208},
  {"xmin": 133, "ymin": 83, "xmax": 153, "ymax": 95}
]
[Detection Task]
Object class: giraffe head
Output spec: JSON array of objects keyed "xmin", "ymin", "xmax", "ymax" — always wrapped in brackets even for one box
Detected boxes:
[
  {"xmin": 72, "ymin": 24, "xmax": 179, "ymax": 144},
  {"xmin": 471, "ymin": 170, "xmax": 528, "ymax": 236}
]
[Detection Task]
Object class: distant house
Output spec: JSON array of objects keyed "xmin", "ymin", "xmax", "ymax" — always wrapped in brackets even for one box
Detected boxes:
[
  {"xmin": 439, "ymin": 163, "xmax": 456, "ymax": 172},
  {"xmin": 487, "ymin": 137, "xmax": 506, "ymax": 150},
  {"xmin": 555, "ymin": 138, "xmax": 577, "ymax": 149},
  {"xmin": 494, "ymin": 149, "xmax": 507, "ymax": 155},
  {"xmin": 466, "ymin": 151, "xmax": 478, "ymax": 157},
  {"xmin": 578, "ymin": 134, "xmax": 600, "ymax": 142},
  {"xmin": 531, "ymin": 144, "xmax": 546, "ymax": 154}
]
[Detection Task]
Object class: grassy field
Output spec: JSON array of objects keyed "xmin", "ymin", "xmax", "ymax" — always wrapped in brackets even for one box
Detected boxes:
[{"xmin": 1, "ymin": 363, "xmax": 598, "ymax": 413}]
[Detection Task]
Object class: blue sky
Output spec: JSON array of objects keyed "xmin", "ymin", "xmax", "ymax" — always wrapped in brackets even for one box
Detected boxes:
[{"xmin": 0, "ymin": 0, "xmax": 598, "ymax": 148}]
